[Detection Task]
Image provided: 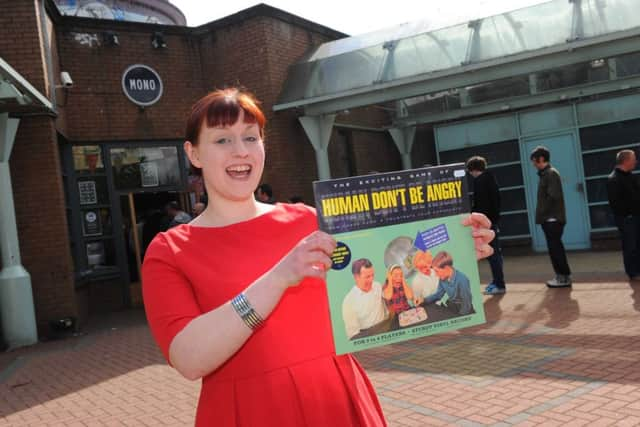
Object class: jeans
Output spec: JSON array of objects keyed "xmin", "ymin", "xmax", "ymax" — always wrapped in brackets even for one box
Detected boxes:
[
  {"xmin": 614, "ymin": 215, "xmax": 640, "ymax": 278},
  {"xmin": 488, "ymin": 225, "xmax": 505, "ymax": 287},
  {"xmin": 541, "ymin": 221, "xmax": 571, "ymax": 276}
]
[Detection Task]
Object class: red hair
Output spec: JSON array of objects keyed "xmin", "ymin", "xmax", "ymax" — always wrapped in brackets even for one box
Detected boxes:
[{"xmin": 185, "ymin": 88, "xmax": 266, "ymax": 145}]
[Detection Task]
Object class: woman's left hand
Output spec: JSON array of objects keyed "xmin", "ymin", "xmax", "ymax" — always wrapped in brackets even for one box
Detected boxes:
[{"xmin": 462, "ymin": 212, "xmax": 495, "ymax": 260}]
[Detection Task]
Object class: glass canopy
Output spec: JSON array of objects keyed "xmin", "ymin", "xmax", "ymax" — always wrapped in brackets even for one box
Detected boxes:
[
  {"xmin": 276, "ymin": 0, "xmax": 640, "ymax": 108},
  {"xmin": 0, "ymin": 56, "xmax": 53, "ymax": 114}
]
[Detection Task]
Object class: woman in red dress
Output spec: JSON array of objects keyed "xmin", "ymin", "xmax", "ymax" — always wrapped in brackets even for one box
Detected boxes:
[{"xmin": 142, "ymin": 88, "xmax": 495, "ymax": 426}]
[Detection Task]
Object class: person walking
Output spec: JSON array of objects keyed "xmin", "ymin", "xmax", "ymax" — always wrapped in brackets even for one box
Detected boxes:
[
  {"xmin": 467, "ymin": 156, "xmax": 506, "ymax": 295},
  {"xmin": 607, "ymin": 149, "xmax": 640, "ymax": 280},
  {"xmin": 530, "ymin": 146, "xmax": 572, "ymax": 288}
]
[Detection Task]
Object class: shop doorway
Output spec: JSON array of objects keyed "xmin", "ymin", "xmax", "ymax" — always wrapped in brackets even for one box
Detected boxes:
[
  {"xmin": 119, "ymin": 191, "xmax": 191, "ymax": 305},
  {"xmin": 522, "ymin": 133, "xmax": 591, "ymax": 252}
]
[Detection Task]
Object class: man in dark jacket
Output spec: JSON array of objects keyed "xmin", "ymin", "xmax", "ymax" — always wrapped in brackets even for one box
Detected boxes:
[
  {"xmin": 466, "ymin": 156, "xmax": 506, "ymax": 295},
  {"xmin": 530, "ymin": 146, "xmax": 572, "ymax": 288},
  {"xmin": 607, "ymin": 149, "xmax": 640, "ymax": 280}
]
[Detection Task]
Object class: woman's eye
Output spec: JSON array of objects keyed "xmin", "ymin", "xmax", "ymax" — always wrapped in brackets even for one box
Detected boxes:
[
  {"xmin": 215, "ymin": 138, "xmax": 229, "ymax": 144},
  {"xmin": 245, "ymin": 136, "xmax": 258, "ymax": 142}
]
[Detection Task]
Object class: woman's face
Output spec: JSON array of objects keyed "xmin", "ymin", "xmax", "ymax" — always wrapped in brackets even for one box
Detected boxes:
[
  {"xmin": 391, "ymin": 268, "xmax": 403, "ymax": 287},
  {"xmin": 185, "ymin": 110, "xmax": 265, "ymax": 203}
]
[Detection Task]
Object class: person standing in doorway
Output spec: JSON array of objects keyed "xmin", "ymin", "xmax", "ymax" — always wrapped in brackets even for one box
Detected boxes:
[
  {"xmin": 255, "ymin": 183, "xmax": 276, "ymax": 204},
  {"xmin": 530, "ymin": 146, "xmax": 572, "ymax": 288},
  {"xmin": 466, "ymin": 156, "xmax": 506, "ymax": 295},
  {"xmin": 192, "ymin": 201, "xmax": 206, "ymax": 217},
  {"xmin": 607, "ymin": 149, "xmax": 640, "ymax": 280},
  {"xmin": 165, "ymin": 201, "xmax": 192, "ymax": 228}
]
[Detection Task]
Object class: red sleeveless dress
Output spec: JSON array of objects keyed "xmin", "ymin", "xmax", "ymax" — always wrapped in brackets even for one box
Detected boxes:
[{"xmin": 142, "ymin": 203, "xmax": 387, "ymax": 426}]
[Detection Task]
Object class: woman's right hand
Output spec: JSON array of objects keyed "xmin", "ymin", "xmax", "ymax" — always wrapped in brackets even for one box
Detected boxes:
[{"xmin": 270, "ymin": 231, "xmax": 337, "ymax": 289}]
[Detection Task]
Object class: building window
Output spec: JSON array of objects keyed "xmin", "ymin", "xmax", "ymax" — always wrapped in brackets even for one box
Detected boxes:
[
  {"xmin": 585, "ymin": 177, "xmax": 609, "ymax": 204},
  {"xmin": 404, "ymin": 91, "xmax": 461, "ymax": 116},
  {"xmin": 580, "ymin": 118, "xmax": 640, "ymax": 231},
  {"xmin": 616, "ymin": 51, "xmax": 640, "ymax": 78},
  {"xmin": 465, "ymin": 75, "xmax": 530, "ymax": 105},
  {"xmin": 73, "ymin": 145, "xmax": 104, "ymax": 174},
  {"xmin": 535, "ymin": 60, "xmax": 609, "ymax": 93},
  {"xmin": 438, "ymin": 139, "xmax": 519, "ymax": 165},
  {"xmin": 110, "ymin": 146, "xmax": 181, "ymax": 191},
  {"xmin": 438, "ymin": 139, "xmax": 529, "ymax": 238},
  {"xmin": 85, "ymin": 239, "xmax": 117, "ymax": 270},
  {"xmin": 500, "ymin": 188, "xmax": 528, "ymax": 211},
  {"xmin": 499, "ymin": 212, "xmax": 529, "ymax": 236},
  {"xmin": 65, "ymin": 144, "xmax": 121, "ymax": 282}
]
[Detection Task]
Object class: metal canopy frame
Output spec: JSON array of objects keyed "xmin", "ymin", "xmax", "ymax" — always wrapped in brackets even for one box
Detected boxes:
[
  {"xmin": 276, "ymin": 27, "xmax": 640, "ymax": 118},
  {"xmin": 275, "ymin": 0, "xmax": 640, "ymax": 120},
  {"xmin": 281, "ymin": 0, "xmax": 640, "ymax": 182}
]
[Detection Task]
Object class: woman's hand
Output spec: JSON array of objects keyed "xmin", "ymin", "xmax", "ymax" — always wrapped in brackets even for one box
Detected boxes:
[
  {"xmin": 462, "ymin": 212, "xmax": 495, "ymax": 260},
  {"xmin": 270, "ymin": 231, "xmax": 336, "ymax": 289}
]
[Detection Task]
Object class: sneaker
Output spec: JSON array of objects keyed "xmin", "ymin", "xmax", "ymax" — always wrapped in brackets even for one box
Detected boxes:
[
  {"xmin": 483, "ymin": 283, "xmax": 506, "ymax": 295},
  {"xmin": 546, "ymin": 276, "xmax": 571, "ymax": 288}
]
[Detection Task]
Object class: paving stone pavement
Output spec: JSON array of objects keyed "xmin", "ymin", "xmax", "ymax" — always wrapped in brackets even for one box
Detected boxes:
[{"xmin": 2, "ymin": 250, "xmax": 640, "ymax": 426}]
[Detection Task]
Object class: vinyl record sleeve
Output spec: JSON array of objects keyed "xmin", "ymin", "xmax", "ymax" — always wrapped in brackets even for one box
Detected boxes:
[{"xmin": 314, "ymin": 164, "xmax": 486, "ymax": 354}]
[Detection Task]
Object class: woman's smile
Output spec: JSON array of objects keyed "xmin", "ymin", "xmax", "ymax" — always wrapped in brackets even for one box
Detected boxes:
[{"xmin": 226, "ymin": 164, "xmax": 252, "ymax": 179}]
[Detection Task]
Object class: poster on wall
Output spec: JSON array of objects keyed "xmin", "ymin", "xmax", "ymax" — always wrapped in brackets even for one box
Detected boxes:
[
  {"xmin": 82, "ymin": 209, "xmax": 102, "ymax": 237},
  {"xmin": 313, "ymin": 164, "xmax": 485, "ymax": 355},
  {"xmin": 140, "ymin": 161, "xmax": 159, "ymax": 187},
  {"xmin": 78, "ymin": 180, "xmax": 98, "ymax": 205}
]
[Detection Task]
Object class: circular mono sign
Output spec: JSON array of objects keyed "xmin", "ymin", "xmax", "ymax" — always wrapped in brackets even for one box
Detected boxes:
[{"xmin": 121, "ymin": 64, "xmax": 163, "ymax": 107}]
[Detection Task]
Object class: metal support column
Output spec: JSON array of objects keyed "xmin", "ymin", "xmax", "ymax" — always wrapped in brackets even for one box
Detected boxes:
[
  {"xmin": 0, "ymin": 113, "xmax": 38, "ymax": 349},
  {"xmin": 299, "ymin": 114, "xmax": 336, "ymax": 181},
  {"xmin": 389, "ymin": 126, "xmax": 416, "ymax": 170}
]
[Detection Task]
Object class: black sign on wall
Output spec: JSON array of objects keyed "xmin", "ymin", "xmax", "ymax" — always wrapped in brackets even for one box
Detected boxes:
[
  {"xmin": 82, "ymin": 210, "xmax": 103, "ymax": 237},
  {"xmin": 121, "ymin": 64, "xmax": 163, "ymax": 107}
]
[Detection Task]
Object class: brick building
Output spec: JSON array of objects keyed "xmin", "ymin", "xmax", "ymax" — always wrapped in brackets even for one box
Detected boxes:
[
  {"xmin": 0, "ymin": 0, "xmax": 400, "ymax": 344},
  {"xmin": 6, "ymin": 0, "xmax": 637, "ymax": 347}
]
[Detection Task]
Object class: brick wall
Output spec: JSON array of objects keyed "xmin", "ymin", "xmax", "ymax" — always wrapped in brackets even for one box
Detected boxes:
[
  {"xmin": 0, "ymin": 0, "xmax": 47, "ymax": 92},
  {"xmin": 54, "ymin": 11, "xmax": 400, "ymax": 203},
  {"xmin": 196, "ymin": 17, "xmax": 294, "ymax": 195},
  {"xmin": 56, "ymin": 22, "xmax": 204, "ymax": 141},
  {"xmin": 0, "ymin": 2, "xmax": 412, "ymax": 333},
  {"xmin": 0, "ymin": 1, "xmax": 77, "ymax": 335},
  {"xmin": 335, "ymin": 105, "xmax": 400, "ymax": 178},
  {"xmin": 193, "ymin": 15, "xmax": 335, "ymax": 203},
  {"xmin": 257, "ymin": 16, "xmax": 400, "ymax": 203},
  {"xmin": 9, "ymin": 119, "xmax": 77, "ymax": 333}
]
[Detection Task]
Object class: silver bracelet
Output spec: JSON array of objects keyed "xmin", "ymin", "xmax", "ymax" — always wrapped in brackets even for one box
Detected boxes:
[{"xmin": 231, "ymin": 293, "xmax": 264, "ymax": 330}]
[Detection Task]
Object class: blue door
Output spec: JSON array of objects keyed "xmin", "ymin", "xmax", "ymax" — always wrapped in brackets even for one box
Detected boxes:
[{"xmin": 522, "ymin": 133, "xmax": 590, "ymax": 251}]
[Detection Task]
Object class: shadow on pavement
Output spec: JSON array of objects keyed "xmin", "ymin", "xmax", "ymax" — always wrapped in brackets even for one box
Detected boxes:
[{"xmin": 0, "ymin": 309, "xmax": 192, "ymax": 419}]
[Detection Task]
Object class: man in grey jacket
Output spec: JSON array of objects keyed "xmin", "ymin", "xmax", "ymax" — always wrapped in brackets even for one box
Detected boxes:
[{"xmin": 530, "ymin": 146, "xmax": 572, "ymax": 288}]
